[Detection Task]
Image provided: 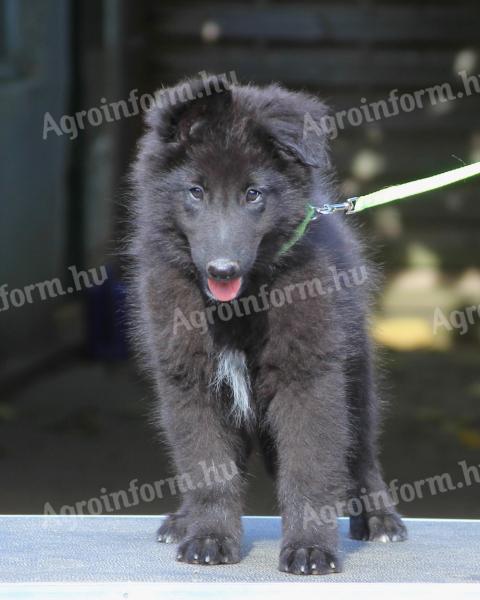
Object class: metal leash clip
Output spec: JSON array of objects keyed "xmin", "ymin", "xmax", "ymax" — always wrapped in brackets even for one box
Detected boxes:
[{"xmin": 312, "ymin": 197, "xmax": 357, "ymax": 219}]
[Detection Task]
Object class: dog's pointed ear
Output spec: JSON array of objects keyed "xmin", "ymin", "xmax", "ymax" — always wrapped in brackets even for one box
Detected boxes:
[
  {"xmin": 259, "ymin": 87, "xmax": 331, "ymax": 168},
  {"xmin": 145, "ymin": 76, "xmax": 233, "ymax": 144}
]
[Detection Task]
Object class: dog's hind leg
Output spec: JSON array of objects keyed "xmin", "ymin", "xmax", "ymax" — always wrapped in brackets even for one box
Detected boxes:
[
  {"xmin": 157, "ymin": 508, "xmax": 190, "ymax": 543},
  {"xmin": 346, "ymin": 339, "xmax": 407, "ymax": 542},
  {"xmin": 258, "ymin": 428, "xmax": 278, "ymax": 478}
]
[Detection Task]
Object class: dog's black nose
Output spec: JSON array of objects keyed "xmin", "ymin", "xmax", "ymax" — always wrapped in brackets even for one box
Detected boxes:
[{"xmin": 207, "ymin": 259, "xmax": 240, "ymax": 280}]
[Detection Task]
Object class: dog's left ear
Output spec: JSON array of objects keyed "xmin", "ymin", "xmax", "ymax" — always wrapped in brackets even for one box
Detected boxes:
[
  {"xmin": 145, "ymin": 75, "xmax": 233, "ymax": 144},
  {"xmin": 259, "ymin": 87, "xmax": 331, "ymax": 168}
]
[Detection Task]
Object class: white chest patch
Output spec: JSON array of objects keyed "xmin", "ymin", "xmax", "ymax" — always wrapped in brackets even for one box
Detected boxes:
[{"xmin": 212, "ymin": 349, "xmax": 252, "ymax": 424}]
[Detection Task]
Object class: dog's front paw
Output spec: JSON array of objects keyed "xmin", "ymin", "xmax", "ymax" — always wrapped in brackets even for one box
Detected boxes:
[
  {"xmin": 176, "ymin": 535, "xmax": 240, "ymax": 565},
  {"xmin": 157, "ymin": 512, "xmax": 189, "ymax": 544},
  {"xmin": 350, "ymin": 512, "xmax": 408, "ymax": 542},
  {"xmin": 279, "ymin": 544, "xmax": 342, "ymax": 576}
]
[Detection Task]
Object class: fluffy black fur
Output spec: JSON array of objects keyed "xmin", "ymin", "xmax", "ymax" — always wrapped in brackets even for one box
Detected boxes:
[{"xmin": 127, "ymin": 77, "xmax": 407, "ymax": 575}]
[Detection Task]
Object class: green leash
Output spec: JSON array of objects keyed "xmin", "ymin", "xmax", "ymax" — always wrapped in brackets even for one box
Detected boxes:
[{"xmin": 278, "ymin": 161, "xmax": 480, "ymax": 257}]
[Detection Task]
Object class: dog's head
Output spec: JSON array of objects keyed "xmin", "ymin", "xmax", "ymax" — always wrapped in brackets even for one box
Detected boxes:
[{"xmin": 131, "ymin": 76, "xmax": 334, "ymax": 301}]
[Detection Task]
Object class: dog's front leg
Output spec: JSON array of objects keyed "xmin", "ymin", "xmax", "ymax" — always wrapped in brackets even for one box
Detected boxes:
[
  {"xmin": 267, "ymin": 368, "xmax": 349, "ymax": 575},
  {"xmin": 157, "ymin": 380, "xmax": 247, "ymax": 565}
]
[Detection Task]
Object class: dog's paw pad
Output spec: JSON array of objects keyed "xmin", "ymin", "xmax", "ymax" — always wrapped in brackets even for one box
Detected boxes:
[
  {"xmin": 176, "ymin": 535, "xmax": 240, "ymax": 565},
  {"xmin": 279, "ymin": 545, "xmax": 341, "ymax": 576}
]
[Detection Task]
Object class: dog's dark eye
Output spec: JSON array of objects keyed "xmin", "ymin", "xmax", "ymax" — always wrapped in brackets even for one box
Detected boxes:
[
  {"xmin": 189, "ymin": 186, "xmax": 204, "ymax": 201},
  {"xmin": 246, "ymin": 189, "xmax": 262, "ymax": 203}
]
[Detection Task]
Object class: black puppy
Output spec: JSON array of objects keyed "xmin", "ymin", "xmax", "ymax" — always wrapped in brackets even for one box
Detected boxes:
[{"xmin": 127, "ymin": 76, "xmax": 407, "ymax": 575}]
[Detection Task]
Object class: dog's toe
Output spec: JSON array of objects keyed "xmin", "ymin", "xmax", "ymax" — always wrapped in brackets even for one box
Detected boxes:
[
  {"xmin": 157, "ymin": 512, "xmax": 188, "ymax": 544},
  {"xmin": 176, "ymin": 535, "xmax": 240, "ymax": 565},
  {"xmin": 368, "ymin": 513, "xmax": 408, "ymax": 542},
  {"xmin": 279, "ymin": 545, "xmax": 341, "ymax": 575},
  {"xmin": 350, "ymin": 512, "xmax": 408, "ymax": 542}
]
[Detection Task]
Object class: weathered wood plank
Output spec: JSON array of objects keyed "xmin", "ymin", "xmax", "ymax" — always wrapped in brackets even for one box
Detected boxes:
[
  {"xmin": 153, "ymin": 3, "xmax": 480, "ymax": 44},
  {"xmin": 325, "ymin": 92, "xmax": 479, "ymax": 133},
  {"xmin": 151, "ymin": 47, "xmax": 477, "ymax": 88},
  {"xmin": 332, "ymin": 135, "xmax": 474, "ymax": 180}
]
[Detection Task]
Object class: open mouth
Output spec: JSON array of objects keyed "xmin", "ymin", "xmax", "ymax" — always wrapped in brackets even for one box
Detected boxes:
[{"xmin": 207, "ymin": 277, "xmax": 242, "ymax": 302}]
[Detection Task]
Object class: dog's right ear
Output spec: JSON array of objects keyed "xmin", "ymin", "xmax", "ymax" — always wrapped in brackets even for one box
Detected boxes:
[
  {"xmin": 145, "ymin": 76, "xmax": 233, "ymax": 144},
  {"xmin": 254, "ymin": 85, "xmax": 331, "ymax": 169}
]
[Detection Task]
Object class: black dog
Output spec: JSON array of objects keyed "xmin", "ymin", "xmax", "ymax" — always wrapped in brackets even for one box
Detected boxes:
[{"xmin": 127, "ymin": 76, "xmax": 407, "ymax": 575}]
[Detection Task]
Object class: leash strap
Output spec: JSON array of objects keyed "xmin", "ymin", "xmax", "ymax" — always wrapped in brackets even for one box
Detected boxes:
[
  {"xmin": 317, "ymin": 162, "xmax": 480, "ymax": 215},
  {"xmin": 278, "ymin": 162, "xmax": 480, "ymax": 257},
  {"xmin": 347, "ymin": 161, "xmax": 480, "ymax": 214}
]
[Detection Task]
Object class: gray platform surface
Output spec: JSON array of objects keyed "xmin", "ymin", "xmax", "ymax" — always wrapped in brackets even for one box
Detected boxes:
[{"xmin": 0, "ymin": 516, "xmax": 479, "ymax": 598}]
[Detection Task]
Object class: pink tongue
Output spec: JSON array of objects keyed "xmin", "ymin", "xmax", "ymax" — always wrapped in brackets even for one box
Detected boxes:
[{"xmin": 207, "ymin": 277, "xmax": 242, "ymax": 302}]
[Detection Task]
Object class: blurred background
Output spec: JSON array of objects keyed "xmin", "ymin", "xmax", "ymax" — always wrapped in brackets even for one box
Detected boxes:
[{"xmin": 0, "ymin": 0, "xmax": 479, "ymax": 518}]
